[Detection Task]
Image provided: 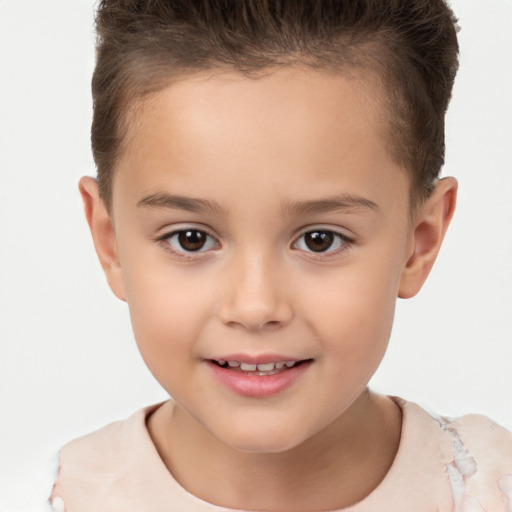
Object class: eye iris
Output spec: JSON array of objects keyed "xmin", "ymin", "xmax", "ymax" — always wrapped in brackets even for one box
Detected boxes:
[
  {"xmin": 305, "ymin": 231, "xmax": 334, "ymax": 252},
  {"xmin": 178, "ymin": 230, "xmax": 207, "ymax": 251}
]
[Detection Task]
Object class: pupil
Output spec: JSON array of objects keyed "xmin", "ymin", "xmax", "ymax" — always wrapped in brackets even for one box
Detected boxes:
[
  {"xmin": 178, "ymin": 230, "xmax": 206, "ymax": 251},
  {"xmin": 305, "ymin": 231, "xmax": 333, "ymax": 252}
]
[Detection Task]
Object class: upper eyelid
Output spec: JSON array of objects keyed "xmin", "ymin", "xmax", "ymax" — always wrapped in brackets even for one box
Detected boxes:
[
  {"xmin": 157, "ymin": 224, "xmax": 219, "ymax": 241},
  {"xmin": 293, "ymin": 226, "xmax": 354, "ymax": 242}
]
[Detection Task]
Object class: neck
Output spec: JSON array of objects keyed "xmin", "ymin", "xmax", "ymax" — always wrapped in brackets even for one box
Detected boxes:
[{"xmin": 147, "ymin": 390, "xmax": 402, "ymax": 511}]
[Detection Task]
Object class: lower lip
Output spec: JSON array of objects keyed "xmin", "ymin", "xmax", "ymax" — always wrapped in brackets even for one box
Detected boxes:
[{"xmin": 206, "ymin": 361, "xmax": 312, "ymax": 398}]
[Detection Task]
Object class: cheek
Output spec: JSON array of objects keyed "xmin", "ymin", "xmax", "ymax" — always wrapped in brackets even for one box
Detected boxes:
[
  {"xmin": 304, "ymin": 276, "xmax": 397, "ymax": 403},
  {"xmin": 122, "ymin": 263, "xmax": 210, "ymax": 382},
  {"xmin": 303, "ymin": 253, "xmax": 402, "ymax": 361}
]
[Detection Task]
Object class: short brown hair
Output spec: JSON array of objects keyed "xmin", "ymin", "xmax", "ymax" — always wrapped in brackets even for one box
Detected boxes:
[{"xmin": 92, "ymin": 0, "xmax": 459, "ymax": 211}]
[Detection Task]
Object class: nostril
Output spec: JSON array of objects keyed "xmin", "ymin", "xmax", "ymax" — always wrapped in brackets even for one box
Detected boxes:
[
  {"xmin": 224, "ymin": 317, "xmax": 286, "ymax": 331},
  {"xmin": 218, "ymin": 287, "xmax": 294, "ymax": 331}
]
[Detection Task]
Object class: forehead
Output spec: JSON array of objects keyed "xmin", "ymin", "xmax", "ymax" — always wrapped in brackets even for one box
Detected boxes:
[
  {"xmin": 126, "ymin": 65, "xmax": 388, "ymax": 149},
  {"xmin": 113, "ymin": 66, "xmax": 408, "ymax": 213}
]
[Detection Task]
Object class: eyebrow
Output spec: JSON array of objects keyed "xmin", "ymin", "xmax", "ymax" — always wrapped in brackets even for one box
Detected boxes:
[
  {"xmin": 137, "ymin": 192, "xmax": 227, "ymax": 216},
  {"xmin": 282, "ymin": 194, "xmax": 379, "ymax": 216}
]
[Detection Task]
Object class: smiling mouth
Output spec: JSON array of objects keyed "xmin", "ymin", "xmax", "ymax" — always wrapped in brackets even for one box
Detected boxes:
[{"xmin": 208, "ymin": 359, "xmax": 311, "ymax": 376}]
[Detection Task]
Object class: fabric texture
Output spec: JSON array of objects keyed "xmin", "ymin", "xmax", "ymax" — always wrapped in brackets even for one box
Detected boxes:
[{"xmin": 50, "ymin": 397, "xmax": 512, "ymax": 512}]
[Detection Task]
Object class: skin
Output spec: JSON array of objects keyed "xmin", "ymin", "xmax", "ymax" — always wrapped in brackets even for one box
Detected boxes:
[{"xmin": 80, "ymin": 66, "xmax": 457, "ymax": 511}]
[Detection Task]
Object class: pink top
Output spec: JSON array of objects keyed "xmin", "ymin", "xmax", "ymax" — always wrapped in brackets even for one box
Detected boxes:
[{"xmin": 50, "ymin": 397, "xmax": 512, "ymax": 511}]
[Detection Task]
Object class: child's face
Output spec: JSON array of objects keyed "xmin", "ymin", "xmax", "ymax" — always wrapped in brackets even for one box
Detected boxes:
[{"xmin": 97, "ymin": 67, "xmax": 429, "ymax": 452}]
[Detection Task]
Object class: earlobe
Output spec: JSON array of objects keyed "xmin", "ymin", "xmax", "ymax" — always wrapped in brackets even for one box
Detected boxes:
[
  {"xmin": 398, "ymin": 177, "xmax": 458, "ymax": 299},
  {"xmin": 79, "ymin": 177, "xmax": 126, "ymax": 301}
]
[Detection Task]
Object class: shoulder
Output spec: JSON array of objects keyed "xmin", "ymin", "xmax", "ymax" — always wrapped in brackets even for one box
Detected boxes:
[
  {"xmin": 396, "ymin": 396, "xmax": 512, "ymax": 460},
  {"xmin": 444, "ymin": 412, "xmax": 512, "ymax": 509},
  {"xmin": 56, "ymin": 412, "xmax": 133, "ymax": 477},
  {"xmin": 396, "ymin": 397, "xmax": 512, "ymax": 511},
  {"xmin": 50, "ymin": 402, "xmax": 166, "ymax": 511},
  {"xmin": 449, "ymin": 412, "xmax": 512, "ymax": 466}
]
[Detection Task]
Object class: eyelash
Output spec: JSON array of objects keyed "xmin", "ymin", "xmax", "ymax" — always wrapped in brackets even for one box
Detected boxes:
[{"xmin": 156, "ymin": 227, "xmax": 354, "ymax": 260}]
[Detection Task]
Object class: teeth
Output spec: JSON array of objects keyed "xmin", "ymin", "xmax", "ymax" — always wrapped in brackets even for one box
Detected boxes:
[
  {"xmin": 240, "ymin": 362, "xmax": 257, "ymax": 371},
  {"xmin": 216, "ymin": 359, "xmax": 299, "ymax": 372}
]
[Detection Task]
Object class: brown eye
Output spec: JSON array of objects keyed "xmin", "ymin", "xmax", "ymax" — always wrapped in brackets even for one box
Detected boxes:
[
  {"xmin": 177, "ymin": 230, "xmax": 208, "ymax": 251},
  {"xmin": 303, "ymin": 231, "xmax": 334, "ymax": 252},
  {"xmin": 164, "ymin": 229, "xmax": 218, "ymax": 254},
  {"xmin": 294, "ymin": 230, "xmax": 350, "ymax": 254}
]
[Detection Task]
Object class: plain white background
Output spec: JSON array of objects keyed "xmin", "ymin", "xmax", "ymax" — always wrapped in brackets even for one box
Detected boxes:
[{"xmin": 0, "ymin": 0, "xmax": 511, "ymax": 510}]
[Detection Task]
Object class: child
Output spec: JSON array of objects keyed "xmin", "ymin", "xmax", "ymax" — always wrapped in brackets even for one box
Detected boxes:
[{"xmin": 49, "ymin": 0, "xmax": 512, "ymax": 510}]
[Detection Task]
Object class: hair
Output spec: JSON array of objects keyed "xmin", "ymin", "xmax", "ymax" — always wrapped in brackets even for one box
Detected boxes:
[{"xmin": 92, "ymin": 0, "xmax": 459, "ymax": 211}]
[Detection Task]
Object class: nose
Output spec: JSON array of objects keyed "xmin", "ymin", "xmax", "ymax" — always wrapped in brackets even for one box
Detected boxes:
[{"xmin": 218, "ymin": 252, "xmax": 294, "ymax": 331}]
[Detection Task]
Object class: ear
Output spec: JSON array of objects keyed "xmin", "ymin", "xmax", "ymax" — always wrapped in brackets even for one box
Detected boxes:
[
  {"xmin": 79, "ymin": 177, "xmax": 126, "ymax": 301},
  {"xmin": 398, "ymin": 177, "xmax": 457, "ymax": 299}
]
